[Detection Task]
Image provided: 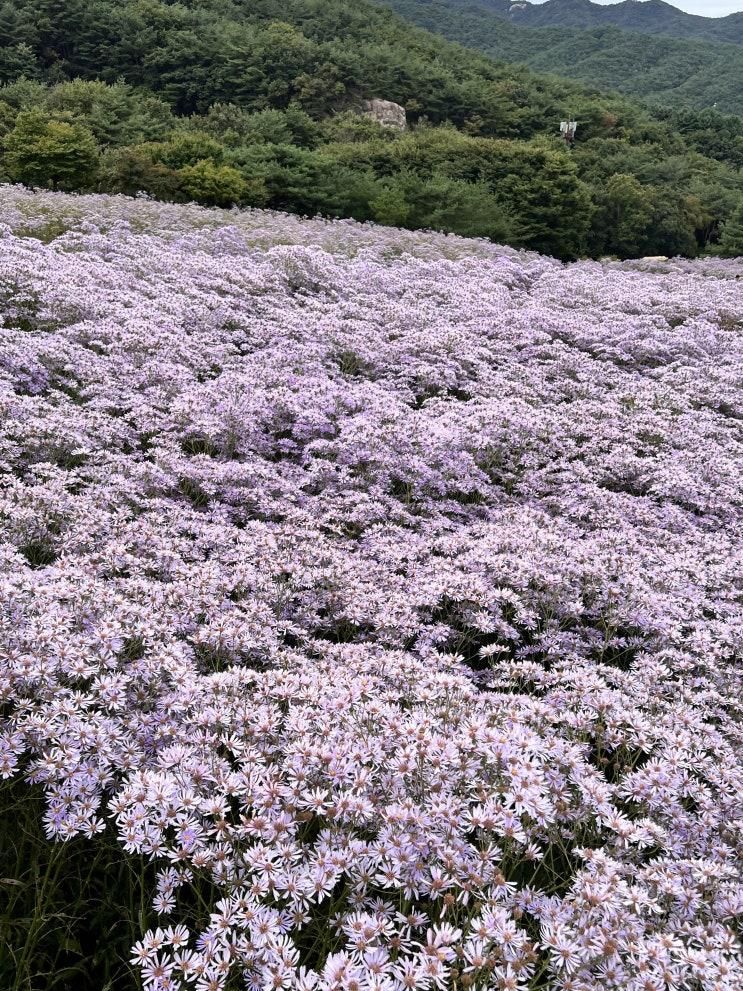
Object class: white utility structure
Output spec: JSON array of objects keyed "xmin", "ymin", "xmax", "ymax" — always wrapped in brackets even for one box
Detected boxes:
[{"xmin": 560, "ymin": 120, "xmax": 578, "ymax": 146}]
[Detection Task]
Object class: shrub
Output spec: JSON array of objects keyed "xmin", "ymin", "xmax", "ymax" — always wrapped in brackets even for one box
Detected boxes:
[
  {"xmin": 177, "ymin": 159, "xmax": 252, "ymax": 206},
  {"xmin": 3, "ymin": 108, "xmax": 99, "ymax": 189}
]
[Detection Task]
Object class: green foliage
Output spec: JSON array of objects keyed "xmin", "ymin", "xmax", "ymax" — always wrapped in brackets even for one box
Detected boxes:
[
  {"xmin": 145, "ymin": 131, "xmax": 226, "ymax": 169},
  {"xmin": 456, "ymin": 0, "xmax": 743, "ymax": 46},
  {"xmin": 374, "ymin": 170, "xmax": 513, "ymax": 242},
  {"xmin": 0, "ymin": 778, "xmax": 223, "ymax": 991},
  {"xmin": 319, "ymin": 110, "xmax": 398, "ymax": 146},
  {"xmin": 98, "ymin": 145, "xmax": 183, "ymax": 200},
  {"xmin": 329, "ymin": 127, "xmax": 592, "ymax": 257},
  {"xmin": 719, "ymin": 200, "xmax": 743, "ymax": 257},
  {"xmin": 0, "ymin": 780, "xmax": 147, "ymax": 991},
  {"xmin": 3, "ymin": 108, "xmax": 100, "ymax": 189},
  {"xmin": 655, "ymin": 106, "xmax": 743, "ymax": 170},
  {"xmin": 177, "ymin": 159, "xmax": 251, "ymax": 206},
  {"xmin": 370, "ymin": 181, "xmax": 411, "ymax": 226},
  {"xmin": 0, "ymin": 99, "xmax": 16, "ymax": 137},
  {"xmin": 382, "ymin": 0, "xmax": 743, "ymax": 117},
  {"xmin": 593, "ymin": 173, "xmax": 655, "ymax": 259},
  {"xmin": 42, "ymin": 79, "xmax": 173, "ymax": 146},
  {"xmin": 0, "ymin": 42, "xmax": 39, "ymax": 83},
  {"xmin": 0, "ymin": 0, "xmax": 730, "ymax": 126},
  {"xmin": 197, "ymin": 103, "xmax": 320, "ymax": 148},
  {"xmin": 0, "ymin": 78, "xmax": 49, "ymax": 111}
]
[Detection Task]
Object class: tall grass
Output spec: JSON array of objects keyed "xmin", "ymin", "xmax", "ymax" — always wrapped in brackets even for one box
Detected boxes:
[{"xmin": 0, "ymin": 779, "xmax": 152, "ymax": 991}]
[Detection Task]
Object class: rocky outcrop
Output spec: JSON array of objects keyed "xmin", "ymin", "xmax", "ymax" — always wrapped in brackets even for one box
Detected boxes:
[{"xmin": 362, "ymin": 99, "xmax": 407, "ymax": 131}]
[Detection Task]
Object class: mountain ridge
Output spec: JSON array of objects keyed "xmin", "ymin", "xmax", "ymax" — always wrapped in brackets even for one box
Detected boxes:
[
  {"xmin": 380, "ymin": 0, "xmax": 743, "ymax": 114},
  {"xmin": 453, "ymin": 0, "xmax": 743, "ymax": 44}
]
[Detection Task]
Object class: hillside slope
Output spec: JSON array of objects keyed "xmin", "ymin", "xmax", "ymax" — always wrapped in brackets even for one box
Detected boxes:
[
  {"xmin": 1, "ymin": 185, "xmax": 742, "ymax": 991},
  {"xmin": 380, "ymin": 0, "xmax": 743, "ymax": 115},
  {"xmin": 451, "ymin": 0, "xmax": 743, "ymax": 44}
]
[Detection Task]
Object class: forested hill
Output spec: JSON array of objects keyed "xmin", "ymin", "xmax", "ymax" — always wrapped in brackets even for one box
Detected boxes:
[
  {"xmin": 452, "ymin": 0, "xmax": 743, "ymax": 45},
  {"xmin": 380, "ymin": 0, "xmax": 743, "ymax": 115},
  {"xmin": 0, "ymin": 0, "xmax": 742, "ymax": 260}
]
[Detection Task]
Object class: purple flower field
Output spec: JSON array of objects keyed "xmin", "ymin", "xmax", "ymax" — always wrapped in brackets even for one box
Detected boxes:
[{"xmin": 1, "ymin": 186, "xmax": 742, "ymax": 991}]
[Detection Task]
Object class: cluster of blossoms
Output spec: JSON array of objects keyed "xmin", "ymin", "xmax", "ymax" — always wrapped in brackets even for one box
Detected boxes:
[{"xmin": 0, "ymin": 186, "xmax": 741, "ymax": 991}]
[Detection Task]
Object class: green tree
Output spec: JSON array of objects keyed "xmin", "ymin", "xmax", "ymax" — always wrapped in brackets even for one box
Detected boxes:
[
  {"xmin": 199, "ymin": 105, "xmax": 319, "ymax": 148},
  {"xmin": 0, "ymin": 42, "xmax": 39, "ymax": 83},
  {"xmin": 644, "ymin": 190, "xmax": 700, "ymax": 258},
  {"xmin": 416, "ymin": 175, "xmax": 511, "ymax": 242},
  {"xmin": 3, "ymin": 108, "xmax": 99, "ymax": 189},
  {"xmin": 370, "ymin": 182, "xmax": 411, "ymax": 226},
  {"xmin": 0, "ymin": 2, "xmax": 38, "ymax": 50},
  {"xmin": 98, "ymin": 145, "xmax": 184, "ymax": 199},
  {"xmin": 44, "ymin": 79, "xmax": 173, "ymax": 146},
  {"xmin": 0, "ymin": 99, "xmax": 16, "ymax": 137},
  {"xmin": 0, "ymin": 76, "xmax": 47, "ymax": 110},
  {"xmin": 372, "ymin": 169, "xmax": 512, "ymax": 242},
  {"xmin": 320, "ymin": 111, "xmax": 396, "ymax": 145},
  {"xmin": 594, "ymin": 173, "xmax": 655, "ymax": 257},
  {"xmin": 719, "ymin": 201, "xmax": 743, "ymax": 257},
  {"xmin": 150, "ymin": 131, "xmax": 226, "ymax": 169},
  {"xmin": 177, "ymin": 159, "xmax": 253, "ymax": 207},
  {"xmin": 337, "ymin": 128, "xmax": 592, "ymax": 257}
]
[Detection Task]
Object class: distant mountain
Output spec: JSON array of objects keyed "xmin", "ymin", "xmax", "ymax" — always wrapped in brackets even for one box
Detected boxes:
[
  {"xmin": 381, "ymin": 0, "xmax": 743, "ymax": 115},
  {"xmin": 453, "ymin": 0, "xmax": 743, "ymax": 45}
]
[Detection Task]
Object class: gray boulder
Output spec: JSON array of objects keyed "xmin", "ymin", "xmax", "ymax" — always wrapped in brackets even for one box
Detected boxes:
[{"xmin": 362, "ymin": 99, "xmax": 407, "ymax": 131}]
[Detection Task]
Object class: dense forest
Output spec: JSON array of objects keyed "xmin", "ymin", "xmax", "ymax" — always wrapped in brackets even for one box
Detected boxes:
[
  {"xmin": 457, "ymin": 0, "xmax": 743, "ymax": 45},
  {"xmin": 381, "ymin": 0, "xmax": 743, "ymax": 115},
  {"xmin": 0, "ymin": 0, "xmax": 742, "ymax": 259}
]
